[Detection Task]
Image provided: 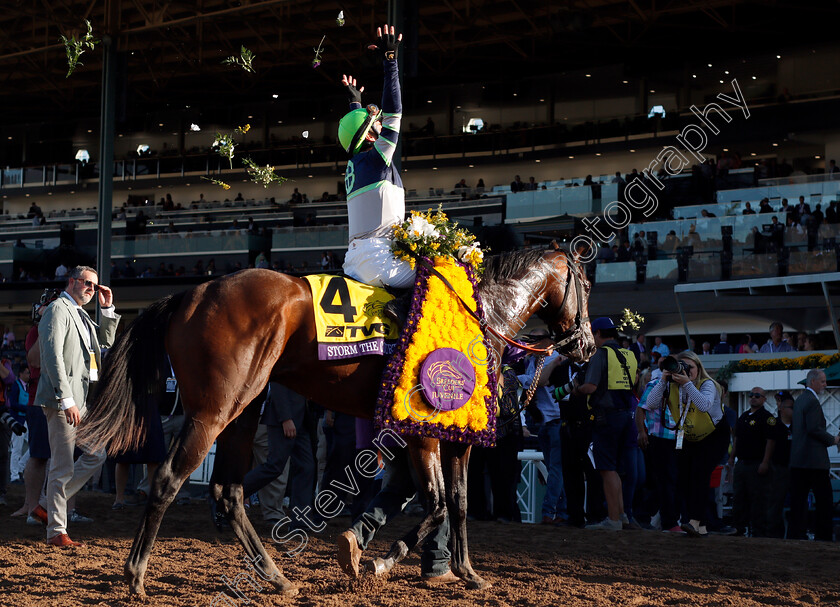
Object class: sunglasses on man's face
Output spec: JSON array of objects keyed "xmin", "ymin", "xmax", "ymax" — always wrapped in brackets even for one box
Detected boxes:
[
  {"xmin": 78, "ymin": 278, "xmax": 99, "ymax": 292},
  {"xmin": 748, "ymin": 393, "xmax": 765, "ymax": 399}
]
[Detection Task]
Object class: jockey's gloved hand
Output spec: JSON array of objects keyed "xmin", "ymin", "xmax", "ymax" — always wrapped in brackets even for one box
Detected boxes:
[
  {"xmin": 341, "ymin": 74, "xmax": 365, "ymax": 105},
  {"xmin": 368, "ymin": 23, "xmax": 402, "ymax": 62}
]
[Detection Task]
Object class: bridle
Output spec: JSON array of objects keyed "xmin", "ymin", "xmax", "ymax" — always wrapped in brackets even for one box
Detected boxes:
[{"xmin": 542, "ymin": 251, "xmax": 590, "ymax": 354}]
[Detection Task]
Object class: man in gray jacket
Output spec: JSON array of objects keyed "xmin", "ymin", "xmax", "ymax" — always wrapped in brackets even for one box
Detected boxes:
[
  {"xmin": 788, "ymin": 369, "xmax": 839, "ymax": 541},
  {"xmin": 30, "ymin": 265, "xmax": 120, "ymax": 547}
]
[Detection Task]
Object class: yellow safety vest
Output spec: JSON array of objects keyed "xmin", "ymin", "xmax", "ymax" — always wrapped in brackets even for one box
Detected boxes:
[
  {"xmin": 604, "ymin": 346, "xmax": 638, "ymax": 391},
  {"xmin": 666, "ymin": 378, "xmax": 721, "ymax": 442}
]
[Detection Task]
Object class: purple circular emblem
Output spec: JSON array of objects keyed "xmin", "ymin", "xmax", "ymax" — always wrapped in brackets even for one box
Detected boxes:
[{"xmin": 419, "ymin": 348, "xmax": 476, "ymax": 412}]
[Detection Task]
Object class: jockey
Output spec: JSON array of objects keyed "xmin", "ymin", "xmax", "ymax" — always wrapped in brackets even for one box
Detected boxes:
[{"xmin": 338, "ymin": 23, "xmax": 414, "ymax": 293}]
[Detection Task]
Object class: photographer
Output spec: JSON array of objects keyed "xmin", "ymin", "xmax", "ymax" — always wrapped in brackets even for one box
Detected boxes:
[
  {"xmin": 635, "ymin": 361, "xmax": 680, "ymax": 533},
  {"xmin": 546, "ymin": 357, "xmax": 605, "ymax": 528},
  {"xmin": 642, "ymin": 351, "xmax": 727, "ymax": 537}
]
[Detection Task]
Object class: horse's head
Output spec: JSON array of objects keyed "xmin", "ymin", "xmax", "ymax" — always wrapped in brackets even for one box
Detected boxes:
[
  {"xmin": 536, "ymin": 251, "xmax": 596, "ymax": 363},
  {"xmin": 479, "ymin": 248, "xmax": 596, "ymax": 364}
]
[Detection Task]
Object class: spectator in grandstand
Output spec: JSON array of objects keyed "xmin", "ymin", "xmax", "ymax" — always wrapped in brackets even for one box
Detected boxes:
[
  {"xmin": 788, "ymin": 369, "xmax": 838, "ymax": 541},
  {"xmin": 662, "ymin": 230, "xmax": 678, "ymax": 253},
  {"xmin": 510, "ymin": 175, "xmax": 524, "ymax": 193},
  {"xmin": 616, "ymin": 240, "xmax": 632, "ymax": 262},
  {"xmin": 632, "ymin": 231, "xmax": 646, "ymax": 258},
  {"xmin": 738, "ymin": 334, "xmax": 758, "ymax": 354},
  {"xmin": 759, "ymin": 322, "xmax": 794, "ymax": 353},
  {"xmin": 54, "ymin": 263, "xmax": 68, "ymax": 280},
  {"xmin": 476, "ymin": 178, "xmax": 485, "ymax": 192},
  {"xmin": 583, "ymin": 175, "xmax": 594, "ymax": 186},
  {"xmin": 700, "ymin": 341, "xmax": 712, "ymax": 356},
  {"xmin": 2, "ymin": 327, "xmax": 15, "ymax": 349},
  {"xmin": 729, "ymin": 387, "xmax": 775, "ymax": 537},
  {"xmin": 780, "ymin": 198, "xmax": 792, "ymax": 219},
  {"xmin": 629, "ymin": 333, "xmax": 646, "ymax": 364},
  {"xmin": 651, "ymin": 336, "xmax": 669, "ymax": 357},
  {"xmin": 454, "ymin": 178, "xmax": 468, "ymax": 190},
  {"xmin": 27, "ymin": 202, "xmax": 42, "ymax": 218},
  {"xmin": 712, "ymin": 333, "xmax": 733, "ymax": 354},
  {"xmin": 794, "ymin": 195, "xmax": 811, "ymax": 225},
  {"xmin": 742, "ymin": 202, "xmax": 755, "ymax": 215},
  {"xmin": 768, "ymin": 216, "xmax": 785, "ymax": 251},
  {"xmin": 794, "ymin": 332, "xmax": 807, "ymax": 352},
  {"xmin": 700, "ymin": 209, "xmax": 716, "ymax": 218},
  {"xmin": 811, "ymin": 204, "xmax": 824, "ymax": 227},
  {"xmin": 526, "ymin": 176, "xmax": 538, "ymax": 191},
  {"xmin": 758, "ymin": 198, "xmax": 773, "ymax": 214},
  {"xmin": 829, "ymin": 159, "xmax": 839, "ymax": 177},
  {"xmin": 642, "ymin": 351, "xmax": 727, "ymax": 537},
  {"xmin": 803, "ymin": 334, "xmax": 818, "ymax": 351},
  {"xmin": 767, "ymin": 390, "xmax": 793, "ymax": 538},
  {"xmin": 825, "ymin": 200, "xmax": 840, "ymax": 224}
]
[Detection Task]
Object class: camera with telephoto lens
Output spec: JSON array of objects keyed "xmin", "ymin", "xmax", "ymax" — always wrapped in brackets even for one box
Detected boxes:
[
  {"xmin": 32, "ymin": 288, "xmax": 60, "ymax": 323},
  {"xmin": 660, "ymin": 355, "xmax": 690, "ymax": 376},
  {"xmin": 0, "ymin": 412, "xmax": 25, "ymax": 436},
  {"xmin": 548, "ymin": 361, "xmax": 583, "ymax": 401}
]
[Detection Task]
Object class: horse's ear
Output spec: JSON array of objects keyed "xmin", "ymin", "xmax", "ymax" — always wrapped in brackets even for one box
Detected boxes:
[{"xmin": 549, "ymin": 239, "xmax": 560, "ymax": 251}]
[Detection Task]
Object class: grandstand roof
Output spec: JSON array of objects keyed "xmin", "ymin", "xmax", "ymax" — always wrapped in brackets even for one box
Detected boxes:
[{"xmin": 1, "ymin": 0, "xmax": 839, "ymax": 127}]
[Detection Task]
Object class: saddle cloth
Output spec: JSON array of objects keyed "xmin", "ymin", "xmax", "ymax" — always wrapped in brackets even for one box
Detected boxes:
[{"xmin": 303, "ymin": 274, "xmax": 399, "ymax": 361}]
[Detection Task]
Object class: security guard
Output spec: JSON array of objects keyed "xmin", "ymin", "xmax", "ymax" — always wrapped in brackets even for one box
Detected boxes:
[
  {"xmin": 728, "ymin": 386, "xmax": 776, "ymax": 537},
  {"xmin": 767, "ymin": 390, "xmax": 793, "ymax": 538},
  {"xmin": 576, "ymin": 317, "xmax": 638, "ymax": 531}
]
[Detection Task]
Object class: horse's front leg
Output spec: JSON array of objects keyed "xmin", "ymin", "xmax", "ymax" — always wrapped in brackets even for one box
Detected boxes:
[
  {"xmin": 440, "ymin": 441, "xmax": 490, "ymax": 590},
  {"xmin": 366, "ymin": 437, "xmax": 447, "ymax": 577}
]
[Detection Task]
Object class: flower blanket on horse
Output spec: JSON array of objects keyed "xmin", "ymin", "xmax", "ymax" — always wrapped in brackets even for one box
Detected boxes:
[{"xmin": 375, "ymin": 257, "xmax": 498, "ymax": 447}]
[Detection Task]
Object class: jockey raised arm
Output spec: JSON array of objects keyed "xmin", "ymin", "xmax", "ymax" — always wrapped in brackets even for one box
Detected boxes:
[{"xmin": 338, "ymin": 23, "xmax": 415, "ymax": 290}]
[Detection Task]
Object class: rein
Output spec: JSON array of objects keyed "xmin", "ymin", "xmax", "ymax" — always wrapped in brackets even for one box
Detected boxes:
[{"xmin": 416, "ymin": 251, "xmax": 588, "ymax": 357}]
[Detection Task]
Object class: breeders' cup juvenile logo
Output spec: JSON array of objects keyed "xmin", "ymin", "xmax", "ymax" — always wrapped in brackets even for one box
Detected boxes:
[{"xmin": 415, "ymin": 348, "xmax": 476, "ymax": 414}]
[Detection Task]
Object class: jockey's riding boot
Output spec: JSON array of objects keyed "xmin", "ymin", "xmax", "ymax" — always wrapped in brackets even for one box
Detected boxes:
[{"xmin": 384, "ymin": 290, "xmax": 412, "ymax": 328}]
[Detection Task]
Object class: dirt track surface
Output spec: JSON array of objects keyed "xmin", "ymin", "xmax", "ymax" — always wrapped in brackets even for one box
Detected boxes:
[{"xmin": 2, "ymin": 485, "xmax": 839, "ymax": 607}]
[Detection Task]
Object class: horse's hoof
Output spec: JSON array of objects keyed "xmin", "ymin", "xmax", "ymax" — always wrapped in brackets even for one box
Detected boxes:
[
  {"xmin": 337, "ymin": 530, "xmax": 361, "ymax": 578},
  {"xmin": 465, "ymin": 577, "xmax": 491, "ymax": 590},
  {"xmin": 365, "ymin": 558, "xmax": 389, "ymax": 577},
  {"xmin": 281, "ymin": 584, "xmax": 299, "ymax": 597}
]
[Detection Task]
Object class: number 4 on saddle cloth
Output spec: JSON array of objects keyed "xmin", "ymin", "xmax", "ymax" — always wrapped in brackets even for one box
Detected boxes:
[{"xmin": 303, "ymin": 258, "xmax": 499, "ymax": 447}]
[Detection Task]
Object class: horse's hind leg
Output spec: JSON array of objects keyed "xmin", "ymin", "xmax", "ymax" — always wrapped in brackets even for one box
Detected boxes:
[
  {"xmin": 368, "ymin": 437, "xmax": 447, "ymax": 577},
  {"xmin": 441, "ymin": 441, "xmax": 489, "ymax": 589},
  {"xmin": 209, "ymin": 401, "xmax": 298, "ymax": 597},
  {"xmin": 124, "ymin": 415, "xmax": 216, "ymax": 596}
]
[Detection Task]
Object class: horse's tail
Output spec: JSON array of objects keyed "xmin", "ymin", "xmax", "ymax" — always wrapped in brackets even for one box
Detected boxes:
[{"xmin": 78, "ymin": 291, "xmax": 186, "ymax": 455}]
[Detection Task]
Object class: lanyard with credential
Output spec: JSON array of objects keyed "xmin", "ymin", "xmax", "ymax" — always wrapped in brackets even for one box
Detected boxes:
[
  {"xmin": 675, "ymin": 386, "xmax": 691, "ymax": 450},
  {"xmin": 166, "ymin": 357, "xmax": 180, "ymax": 416}
]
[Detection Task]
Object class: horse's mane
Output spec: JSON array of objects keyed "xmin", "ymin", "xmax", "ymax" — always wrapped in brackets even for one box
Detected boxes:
[{"xmin": 481, "ymin": 248, "xmax": 550, "ymax": 284}]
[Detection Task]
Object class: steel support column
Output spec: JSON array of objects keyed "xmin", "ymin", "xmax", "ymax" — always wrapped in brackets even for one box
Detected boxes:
[{"xmin": 96, "ymin": 34, "xmax": 116, "ymax": 317}]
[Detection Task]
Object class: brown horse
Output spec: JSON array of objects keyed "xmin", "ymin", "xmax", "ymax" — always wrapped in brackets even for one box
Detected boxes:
[{"xmin": 79, "ymin": 247, "xmax": 594, "ymax": 597}]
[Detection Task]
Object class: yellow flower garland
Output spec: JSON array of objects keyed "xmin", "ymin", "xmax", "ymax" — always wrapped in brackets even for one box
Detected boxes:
[{"xmin": 390, "ymin": 258, "xmax": 492, "ymax": 433}]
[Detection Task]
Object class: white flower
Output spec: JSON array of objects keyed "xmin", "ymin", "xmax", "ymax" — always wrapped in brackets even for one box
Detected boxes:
[
  {"xmin": 190, "ymin": 123, "xmax": 201, "ymax": 131},
  {"xmin": 408, "ymin": 215, "xmax": 440, "ymax": 239},
  {"xmin": 458, "ymin": 242, "xmax": 483, "ymax": 263}
]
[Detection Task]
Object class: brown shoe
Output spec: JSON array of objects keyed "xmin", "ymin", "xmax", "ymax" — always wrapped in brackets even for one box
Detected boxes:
[
  {"xmin": 337, "ymin": 530, "xmax": 361, "ymax": 578},
  {"xmin": 424, "ymin": 570, "xmax": 461, "ymax": 586},
  {"xmin": 47, "ymin": 534, "xmax": 84, "ymax": 547},
  {"xmin": 30, "ymin": 505, "xmax": 48, "ymax": 526}
]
